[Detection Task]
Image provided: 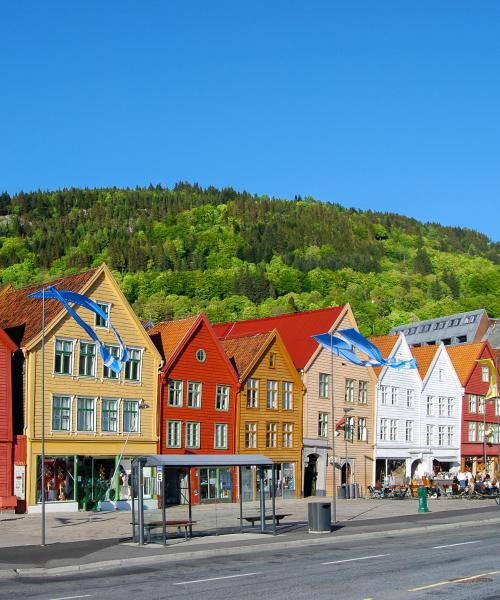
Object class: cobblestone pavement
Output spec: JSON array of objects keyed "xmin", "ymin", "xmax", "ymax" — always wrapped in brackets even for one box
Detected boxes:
[{"xmin": 1, "ymin": 496, "xmax": 496, "ymax": 548}]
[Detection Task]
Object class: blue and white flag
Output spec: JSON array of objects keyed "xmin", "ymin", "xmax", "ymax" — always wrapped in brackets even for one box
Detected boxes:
[
  {"xmin": 28, "ymin": 286, "xmax": 128, "ymax": 374},
  {"xmin": 313, "ymin": 328, "xmax": 417, "ymax": 369}
]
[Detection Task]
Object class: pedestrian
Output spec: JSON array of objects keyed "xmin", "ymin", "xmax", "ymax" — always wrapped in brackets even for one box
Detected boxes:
[{"xmin": 457, "ymin": 469, "xmax": 467, "ymax": 492}]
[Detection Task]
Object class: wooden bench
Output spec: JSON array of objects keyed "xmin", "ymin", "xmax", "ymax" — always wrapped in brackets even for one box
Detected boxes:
[
  {"xmin": 142, "ymin": 520, "xmax": 197, "ymax": 542},
  {"xmin": 242, "ymin": 514, "xmax": 291, "ymax": 527}
]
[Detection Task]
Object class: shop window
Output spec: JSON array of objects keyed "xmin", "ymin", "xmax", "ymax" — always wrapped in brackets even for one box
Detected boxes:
[
  {"xmin": 125, "ymin": 348, "xmax": 142, "ymax": 382},
  {"xmin": 123, "ymin": 400, "xmax": 139, "ymax": 433},
  {"xmin": 79, "ymin": 342, "xmax": 96, "ymax": 377},
  {"xmin": 37, "ymin": 456, "xmax": 75, "ymax": 503},
  {"xmin": 76, "ymin": 397, "xmax": 95, "ymax": 432},
  {"xmin": 199, "ymin": 467, "xmax": 232, "ymax": 502},
  {"xmin": 54, "ymin": 339, "xmax": 74, "ymax": 375},
  {"xmin": 215, "ymin": 384, "xmax": 229, "ymax": 411},
  {"xmin": 52, "ymin": 395, "xmax": 71, "ymax": 431},
  {"xmin": 101, "ymin": 398, "xmax": 118, "ymax": 432},
  {"xmin": 103, "ymin": 345, "xmax": 120, "ymax": 379},
  {"xmin": 187, "ymin": 382, "xmax": 202, "ymax": 408}
]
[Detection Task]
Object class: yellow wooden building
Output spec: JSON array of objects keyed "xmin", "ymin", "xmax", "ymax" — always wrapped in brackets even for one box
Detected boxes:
[
  {"xmin": 220, "ymin": 330, "xmax": 303, "ymax": 499},
  {"xmin": 0, "ymin": 264, "xmax": 163, "ymax": 512}
]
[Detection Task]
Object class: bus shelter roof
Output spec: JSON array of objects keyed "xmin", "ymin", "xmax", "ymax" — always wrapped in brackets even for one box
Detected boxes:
[{"xmin": 133, "ymin": 454, "xmax": 274, "ymax": 468}]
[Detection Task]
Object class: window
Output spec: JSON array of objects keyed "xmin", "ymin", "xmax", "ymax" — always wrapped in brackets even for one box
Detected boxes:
[
  {"xmin": 247, "ymin": 379, "xmax": 258, "ymax": 408},
  {"xmin": 95, "ymin": 302, "xmax": 110, "ymax": 328},
  {"xmin": 442, "ymin": 338, "xmax": 451, "ymax": 345},
  {"xmin": 319, "ymin": 373, "xmax": 329, "ymax": 398},
  {"xmin": 468, "ymin": 422, "xmax": 476, "ymax": 442},
  {"xmin": 187, "ymin": 382, "xmax": 202, "ymax": 408},
  {"xmin": 478, "ymin": 396, "xmax": 485, "ymax": 415},
  {"xmin": 478, "ymin": 421, "xmax": 485, "ymax": 441},
  {"xmin": 426, "ymin": 425, "xmax": 434, "ymax": 445},
  {"xmin": 358, "ymin": 381, "xmax": 368, "ymax": 404},
  {"xmin": 447, "ymin": 398, "xmax": 454, "ymax": 417},
  {"xmin": 282, "ymin": 423, "xmax": 293, "ymax": 448},
  {"xmin": 345, "ymin": 416, "xmax": 355, "ymax": 441},
  {"xmin": 457, "ymin": 336, "xmax": 467, "ymax": 343},
  {"xmin": 103, "ymin": 345, "xmax": 120, "ymax": 379},
  {"xmin": 215, "ymin": 384, "xmax": 230, "ymax": 411},
  {"xmin": 496, "ymin": 398, "xmax": 500, "ymax": 417},
  {"xmin": 196, "ymin": 348, "xmax": 206, "ymax": 363},
  {"xmin": 167, "ymin": 420, "xmax": 181, "ymax": 448},
  {"xmin": 389, "ymin": 419, "xmax": 398, "ymax": 441},
  {"xmin": 438, "ymin": 425, "xmax": 445, "ymax": 446},
  {"xmin": 186, "ymin": 422, "xmax": 200, "ymax": 448},
  {"xmin": 214, "ymin": 423, "xmax": 228, "ymax": 449},
  {"xmin": 436, "ymin": 321, "xmax": 445, "ymax": 330},
  {"xmin": 482, "ymin": 366, "xmax": 490, "ymax": 383},
  {"xmin": 345, "ymin": 379, "xmax": 355, "ymax": 403},
  {"xmin": 426, "ymin": 396, "xmax": 434, "ymax": 416},
  {"xmin": 438, "ymin": 397, "xmax": 446, "ymax": 417},
  {"xmin": 79, "ymin": 342, "xmax": 96, "ymax": 377},
  {"xmin": 266, "ymin": 422, "xmax": 277, "ymax": 448},
  {"xmin": 318, "ymin": 412, "xmax": 329, "ymax": 438},
  {"xmin": 282, "ymin": 382, "xmax": 293, "ymax": 410},
  {"xmin": 438, "ymin": 369, "xmax": 444, "ymax": 382},
  {"xmin": 380, "ymin": 419, "xmax": 388, "ymax": 441},
  {"xmin": 125, "ymin": 348, "xmax": 142, "ymax": 382},
  {"xmin": 54, "ymin": 339, "xmax": 73, "ymax": 375},
  {"xmin": 76, "ymin": 397, "xmax": 95, "ymax": 432},
  {"xmin": 52, "ymin": 396, "xmax": 71, "ymax": 431},
  {"xmin": 245, "ymin": 423, "xmax": 257, "ymax": 448},
  {"xmin": 168, "ymin": 380, "xmax": 183, "ymax": 407},
  {"xmin": 101, "ymin": 398, "xmax": 118, "ymax": 432},
  {"xmin": 269, "ymin": 353, "xmax": 276, "ymax": 368},
  {"xmin": 469, "ymin": 394, "xmax": 477, "ymax": 413},
  {"xmin": 391, "ymin": 387, "xmax": 399, "ymax": 406},
  {"xmin": 405, "ymin": 420, "xmax": 414, "ymax": 443},
  {"xmin": 123, "ymin": 400, "xmax": 139, "ymax": 432},
  {"xmin": 357, "ymin": 417, "xmax": 367, "ymax": 441},
  {"xmin": 267, "ymin": 380, "xmax": 278, "ymax": 409},
  {"xmin": 406, "ymin": 389, "xmax": 414, "ymax": 408},
  {"xmin": 447, "ymin": 426, "xmax": 454, "ymax": 446},
  {"xmin": 381, "ymin": 386, "xmax": 388, "ymax": 405}
]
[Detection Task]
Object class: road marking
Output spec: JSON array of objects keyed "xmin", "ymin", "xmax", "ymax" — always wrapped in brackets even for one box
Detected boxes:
[
  {"xmin": 432, "ymin": 540, "xmax": 480, "ymax": 549},
  {"xmin": 322, "ymin": 554, "xmax": 390, "ymax": 565},
  {"xmin": 409, "ymin": 573, "xmax": 490, "ymax": 592},
  {"xmin": 174, "ymin": 572, "xmax": 262, "ymax": 585},
  {"xmin": 49, "ymin": 596, "xmax": 93, "ymax": 600}
]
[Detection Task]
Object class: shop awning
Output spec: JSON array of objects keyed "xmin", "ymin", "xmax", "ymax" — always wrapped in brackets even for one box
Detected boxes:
[{"xmin": 133, "ymin": 454, "xmax": 273, "ymax": 468}]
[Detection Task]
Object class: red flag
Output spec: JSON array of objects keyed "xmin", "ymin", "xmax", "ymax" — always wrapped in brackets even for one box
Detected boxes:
[{"xmin": 336, "ymin": 417, "xmax": 346, "ymax": 430}]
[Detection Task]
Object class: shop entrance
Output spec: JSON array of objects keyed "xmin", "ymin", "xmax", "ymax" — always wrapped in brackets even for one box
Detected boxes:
[
  {"xmin": 304, "ymin": 454, "xmax": 318, "ymax": 497},
  {"xmin": 199, "ymin": 467, "xmax": 232, "ymax": 503}
]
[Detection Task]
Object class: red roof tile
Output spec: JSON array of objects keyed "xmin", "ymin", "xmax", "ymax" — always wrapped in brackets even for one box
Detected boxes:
[
  {"xmin": 368, "ymin": 334, "xmax": 399, "ymax": 377},
  {"xmin": 0, "ymin": 267, "xmax": 99, "ymax": 348},
  {"xmin": 220, "ymin": 332, "xmax": 272, "ymax": 377},
  {"xmin": 447, "ymin": 342, "xmax": 486, "ymax": 386},
  {"xmin": 411, "ymin": 345, "xmax": 440, "ymax": 379},
  {"xmin": 213, "ymin": 305, "xmax": 345, "ymax": 369},
  {"xmin": 148, "ymin": 315, "xmax": 200, "ymax": 362}
]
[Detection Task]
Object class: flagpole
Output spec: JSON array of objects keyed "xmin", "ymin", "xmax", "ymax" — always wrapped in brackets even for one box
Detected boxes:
[
  {"xmin": 41, "ymin": 288, "xmax": 46, "ymax": 546},
  {"xmin": 331, "ymin": 332, "xmax": 337, "ymax": 524}
]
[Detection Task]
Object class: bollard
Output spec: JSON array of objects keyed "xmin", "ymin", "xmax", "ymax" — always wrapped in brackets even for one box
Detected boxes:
[{"xmin": 418, "ymin": 485, "xmax": 430, "ymax": 513}]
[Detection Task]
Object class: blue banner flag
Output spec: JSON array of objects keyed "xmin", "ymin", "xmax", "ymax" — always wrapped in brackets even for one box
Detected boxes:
[
  {"xmin": 28, "ymin": 286, "xmax": 129, "ymax": 374},
  {"xmin": 313, "ymin": 329, "xmax": 417, "ymax": 369}
]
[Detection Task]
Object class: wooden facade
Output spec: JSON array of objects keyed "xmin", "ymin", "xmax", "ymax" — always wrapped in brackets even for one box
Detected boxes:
[{"xmin": 0, "ymin": 328, "xmax": 17, "ymax": 509}]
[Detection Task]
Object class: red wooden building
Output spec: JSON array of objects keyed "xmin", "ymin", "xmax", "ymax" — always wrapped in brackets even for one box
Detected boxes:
[
  {"xmin": 0, "ymin": 327, "xmax": 17, "ymax": 510},
  {"xmin": 149, "ymin": 314, "xmax": 240, "ymax": 504},
  {"xmin": 448, "ymin": 341, "xmax": 500, "ymax": 476}
]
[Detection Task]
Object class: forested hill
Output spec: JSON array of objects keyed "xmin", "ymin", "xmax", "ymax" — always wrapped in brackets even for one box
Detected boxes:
[{"xmin": 0, "ymin": 184, "xmax": 498, "ymax": 335}]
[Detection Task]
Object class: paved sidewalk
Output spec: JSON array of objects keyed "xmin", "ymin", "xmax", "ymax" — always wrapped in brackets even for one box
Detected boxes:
[{"xmin": 1, "ymin": 496, "xmax": 497, "ymax": 548}]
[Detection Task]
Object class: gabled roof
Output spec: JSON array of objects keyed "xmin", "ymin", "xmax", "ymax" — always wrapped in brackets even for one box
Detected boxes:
[
  {"xmin": 213, "ymin": 305, "xmax": 345, "ymax": 369},
  {"xmin": 447, "ymin": 342, "xmax": 487, "ymax": 386},
  {"xmin": 368, "ymin": 334, "xmax": 399, "ymax": 377},
  {"xmin": 0, "ymin": 267, "xmax": 99, "ymax": 347},
  {"xmin": 411, "ymin": 345, "xmax": 440, "ymax": 380},
  {"xmin": 148, "ymin": 315, "xmax": 199, "ymax": 363},
  {"xmin": 220, "ymin": 332, "xmax": 272, "ymax": 378}
]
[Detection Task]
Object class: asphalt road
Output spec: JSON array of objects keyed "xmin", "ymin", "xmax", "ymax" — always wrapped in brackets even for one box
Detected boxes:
[{"xmin": 3, "ymin": 522, "xmax": 500, "ymax": 600}]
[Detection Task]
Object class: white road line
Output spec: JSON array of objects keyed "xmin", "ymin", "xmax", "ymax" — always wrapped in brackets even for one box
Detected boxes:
[
  {"xmin": 174, "ymin": 572, "xmax": 262, "ymax": 586},
  {"xmin": 49, "ymin": 596, "xmax": 92, "ymax": 600},
  {"xmin": 409, "ymin": 573, "xmax": 489, "ymax": 592},
  {"xmin": 322, "ymin": 554, "xmax": 390, "ymax": 565},
  {"xmin": 433, "ymin": 540, "xmax": 480, "ymax": 549}
]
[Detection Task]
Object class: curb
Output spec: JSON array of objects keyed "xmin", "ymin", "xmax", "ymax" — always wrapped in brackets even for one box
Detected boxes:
[{"xmin": 5, "ymin": 515, "xmax": 500, "ymax": 580}]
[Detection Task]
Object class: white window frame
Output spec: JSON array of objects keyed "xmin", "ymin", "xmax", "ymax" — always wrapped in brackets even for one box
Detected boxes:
[
  {"xmin": 51, "ymin": 394, "xmax": 72, "ymax": 433},
  {"xmin": 426, "ymin": 396, "xmax": 434, "ymax": 416},
  {"xmin": 405, "ymin": 420, "xmax": 414, "ymax": 443},
  {"xmin": 391, "ymin": 387, "xmax": 399, "ymax": 406},
  {"xmin": 381, "ymin": 386, "xmax": 388, "ymax": 405},
  {"xmin": 389, "ymin": 419, "xmax": 398, "ymax": 441},
  {"xmin": 357, "ymin": 417, "xmax": 367, "ymax": 442},
  {"xmin": 215, "ymin": 384, "xmax": 230, "ymax": 411},
  {"xmin": 247, "ymin": 378, "xmax": 259, "ymax": 408},
  {"xmin": 358, "ymin": 381, "xmax": 368, "ymax": 404},
  {"xmin": 187, "ymin": 381, "xmax": 202, "ymax": 408},
  {"xmin": 447, "ymin": 425, "xmax": 454, "ymax": 446},
  {"xmin": 167, "ymin": 420, "xmax": 182, "ymax": 448},
  {"xmin": 76, "ymin": 396, "xmax": 96, "ymax": 433},
  {"xmin": 478, "ymin": 396, "xmax": 485, "ymax": 415},
  {"xmin": 103, "ymin": 344, "xmax": 120, "ymax": 380},
  {"xmin": 426, "ymin": 424, "xmax": 434, "ymax": 445},
  {"xmin": 438, "ymin": 397, "xmax": 446, "ymax": 417},
  {"xmin": 319, "ymin": 373, "xmax": 329, "ymax": 398},
  {"xmin": 124, "ymin": 347, "xmax": 143, "ymax": 383},
  {"xmin": 318, "ymin": 412, "xmax": 329, "ymax": 438},
  {"xmin": 168, "ymin": 380, "xmax": 184, "ymax": 407},
  {"xmin": 123, "ymin": 399, "xmax": 140, "ymax": 433},
  {"xmin": 245, "ymin": 422, "xmax": 257, "ymax": 448},
  {"xmin": 54, "ymin": 337, "xmax": 75, "ymax": 376},
  {"xmin": 186, "ymin": 421, "xmax": 200, "ymax": 449},
  {"xmin": 469, "ymin": 394, "xmax": 477, "ymax": 413},
  {"xmin": 406, "ymin": 389, "xmax": 414, "ymax": 409},
  {"xmin": 438, "ymin": 425, "xmax": 446, "ymax": 446},
  {"xmin": 345, "ymin": 416, "xmax": 355, "ymax": 441},
  {"xmin": 482, "ymin": 366, "xmax": 490, "ymax": 383},
  {"xmin": 447, "ymin": 398, "xmax": 454, "ymax": 417},
  {"xmin": 94, "ymin": 301, "xmax": 111, "ymax": 329},
  {"xmin": 101, "ymin": 397, "xmax": 119, "ymax": 433},
  {"xmin": 345, "ymin": 379, "xmax": 355, "ymax": 403},
  {"xmin": 380, "ymin": 418, "xmax": 388, "ymax": 441},
  {"xmin": 282, "ymin": 381, "xmax": 293, "ymax": 410},
  {"xmin": 78, "ymin": 340, "xmax": 96, "ymax": 378},
  {"xmin": 214, "ymin": 423, "xmax": 228, "ymax": 449},
  {"xmin": 266, "ymin": 422, "xmax": 277, "ymax": 448},
  {"xmin": 468, "ymin": 422, "xmax": 476, "ymax": 442},
  {"xmin": 282, "ymin": 423, "xmax": 293, "ymax": 448},
  {"xmin": 267, "ymin": 380, "xmax": 278, "ymax": 409}
]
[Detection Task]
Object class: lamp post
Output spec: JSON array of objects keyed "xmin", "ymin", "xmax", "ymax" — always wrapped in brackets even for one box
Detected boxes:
[
  {"xmin": 343, "ymin": 407, "xmax": 355, "ymax": 491},
  {"xmin": 41, "ymin": 287, "xmax": 46, "ymax": 546},
  {"xmin": 330, "ymin": 333, "xmax": 336, "ymax": 523}
]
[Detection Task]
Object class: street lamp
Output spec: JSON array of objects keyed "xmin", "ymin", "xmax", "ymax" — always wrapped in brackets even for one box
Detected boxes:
[{"xmin": 343, "ymin": 407, "xmax": 355, "ymax": 490}]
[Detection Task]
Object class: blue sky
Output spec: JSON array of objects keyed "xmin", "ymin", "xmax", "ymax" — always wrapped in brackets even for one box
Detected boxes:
[{"xmin": 1, "ymin": 1, "xmax": 498, "ymax": 240}]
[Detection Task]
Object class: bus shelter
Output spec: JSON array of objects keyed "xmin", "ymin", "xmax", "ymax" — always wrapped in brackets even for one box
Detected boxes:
[{"xmin": 131, "ymin": 454, "xmax": 276, "ymax": 545}]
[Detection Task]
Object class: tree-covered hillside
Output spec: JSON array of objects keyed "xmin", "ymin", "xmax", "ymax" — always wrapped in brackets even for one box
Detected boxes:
[{"xmin": 0, "ymin": 184, "xmax": 498, "ymax": 335}]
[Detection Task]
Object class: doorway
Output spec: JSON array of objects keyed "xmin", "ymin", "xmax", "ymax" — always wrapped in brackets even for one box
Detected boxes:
[
  {"xmin": 304, "ymin": 454, "xmax": 318, "ymax": 497},
  {"xmin": 341, "ymin": 461, "xmax": 352, "ymax": 485}
]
